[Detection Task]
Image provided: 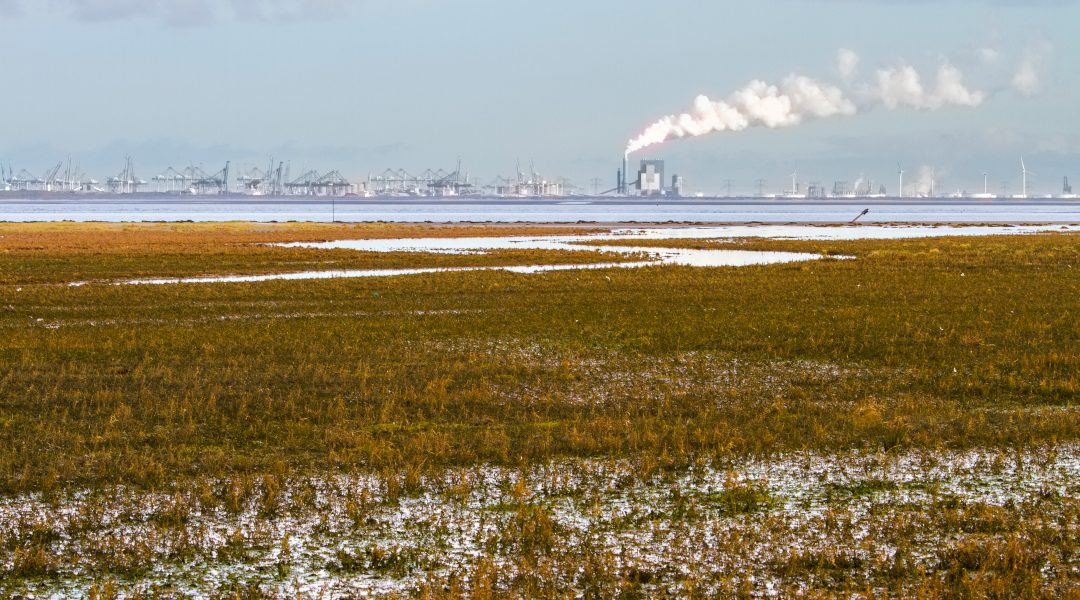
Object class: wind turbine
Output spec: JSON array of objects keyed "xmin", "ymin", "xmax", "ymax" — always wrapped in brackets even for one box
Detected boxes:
[
  {"xmin": 790, "ymin": 168, "xmax": 799, "ymax": 196},
  {"xmin": 897, "ymin": 162, "xmax": 905, "ymax": 199},
  {"xmin": 1020, "ymin": 157, "xmax": 1034, "ymax": 198}
]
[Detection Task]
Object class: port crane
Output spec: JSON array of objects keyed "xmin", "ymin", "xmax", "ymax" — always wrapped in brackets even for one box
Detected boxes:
[
  {"xmin": 108, "ymin": 157, "xmax": 145, "ymax": 194},
  {"xmin": 318, "ymin": 171, "xmax": 352, "ymax": 196},
  {"xmin": 17, "ymin": 169, "xmax": 42, "ymax": 191},
  {"xmin": 235, "ymin": 158, "xmax": 287, "ymax": 195},
  {"xmin": 173, "ymin": 162, "xmax": 230, "ymax": 195},
  {"xmin": 284, "ymin": 169, "xmax": 353, "ymax": 196},
  {"xmin": 43, "ymin": 162, "xmax": 63, "ymax": 192},
  {"xmin": 286, "ymin": 169, "xmax": 320, "ymax": 195}
]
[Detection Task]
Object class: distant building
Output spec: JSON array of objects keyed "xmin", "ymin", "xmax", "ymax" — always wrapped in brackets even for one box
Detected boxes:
[
  {"xmin": 637, "ymin": 160, "xmax": 665, "ymax": 196},
  {"xmin": 671, "ymin": 174, "xmax": 684, "ymax": 197}
]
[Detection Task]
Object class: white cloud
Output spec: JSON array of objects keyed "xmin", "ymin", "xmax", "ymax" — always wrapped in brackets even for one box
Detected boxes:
[
  {"xmin": 836, "ymin": 48, "xmax": 860, "ymax": 83},
  {"xmin": 975, "ymin": 47, "xmax": 1001, "ymax": 65},
  {"xmin": 60, "ymin": 0, "xmax": 155, "ymax": 21},
  {"xmin": 228, "ymin": 0, "xmax": 352, "ymax": 21},
  {"xmin": 32, "ymin": 0, "xmax": 354, "ymax": 25},
  {"xmin": 1011, "ymin": 42, "xmax": 1053, "ymax": 97},
  {"xmin": 1012, "ymin": 59, "xmax": 1041, "ymax": 96}
]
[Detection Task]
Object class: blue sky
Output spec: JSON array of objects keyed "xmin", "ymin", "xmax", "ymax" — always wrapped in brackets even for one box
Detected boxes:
[{"xmin": 1, "ymin": 0, "xmax": 1077, "ymax": 194}]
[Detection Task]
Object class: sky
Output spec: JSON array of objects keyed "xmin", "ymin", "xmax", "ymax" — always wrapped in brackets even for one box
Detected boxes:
[{"xmin": 1, "ymin": 0, "xmax": 1078, "ymax": 195}]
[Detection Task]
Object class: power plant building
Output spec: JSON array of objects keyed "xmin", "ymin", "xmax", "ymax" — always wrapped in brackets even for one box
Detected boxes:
[{"xmin": 637, "ymin": 160, "xmax": 665, "ymax": 196}]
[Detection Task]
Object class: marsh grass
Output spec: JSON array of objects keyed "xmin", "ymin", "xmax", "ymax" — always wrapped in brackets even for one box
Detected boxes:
[
  {"xmin": 705, "ymin": 473, "xmax": 775, "ymax": 516},
  {"xmin": 0, "ymin": 224, "xmax": 1078, "ymax": 597},
  {"xmin": 0, "ymin": 222, "xmax": 611, "ymax": 285}
]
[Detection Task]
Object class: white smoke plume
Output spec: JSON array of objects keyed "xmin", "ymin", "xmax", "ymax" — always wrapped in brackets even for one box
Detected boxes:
[
  {"xmin": 627, "ymin": 52, "xmax": 985, "ymax": 156},
  {"xmin": 911, "ymin": 165, "xmax": 946, "ymax": 197},
  {"xmin": 626, "ymin": 76, "xmax": 857, "ymax": 156},
  {"xmin": 872, "ymin": 64, "xmax": 984, "ymax": 110},
  {"xmin": 870, "ymin": 64, "xmax": 984, "ymax": 110}
]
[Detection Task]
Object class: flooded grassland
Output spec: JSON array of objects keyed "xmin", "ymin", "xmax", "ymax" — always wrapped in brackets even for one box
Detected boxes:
[{"xmin": 0, "ymin": 223, "xmax": 1077, "ymax": 598}]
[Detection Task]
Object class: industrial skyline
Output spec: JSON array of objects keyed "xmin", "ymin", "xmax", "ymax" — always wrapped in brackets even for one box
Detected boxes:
[{"xmin": 1, "ymin": 154, "xmax": 1075, "ymax": 199}]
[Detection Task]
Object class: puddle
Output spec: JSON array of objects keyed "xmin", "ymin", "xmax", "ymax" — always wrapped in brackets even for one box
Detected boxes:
[
  {"xmin": 71, "ymin": 224, "xmax": 1075, "ymax": 287},
  {"xmin": 106, "ymin": 246, "xmax": 824, "ymax": 286},
  {"xmin": 280, "ymin": 224, "xmax": 1077, "ymax": 255},
  {"xmin": 606, "ymin": 224, "xmax": 1078, "ymax": 241},
  {"xmin": 113, "ymin": 262, "xmax": 649, "ymax": 286}
]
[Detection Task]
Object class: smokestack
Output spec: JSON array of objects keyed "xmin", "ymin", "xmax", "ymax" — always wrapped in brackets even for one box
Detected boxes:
[{"xmin": 622, "ymin": 154, "xmax": 628, "ymax": 195}]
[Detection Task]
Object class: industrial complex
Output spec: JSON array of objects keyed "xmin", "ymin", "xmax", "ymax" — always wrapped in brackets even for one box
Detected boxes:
[
  {"xmin": 0, "ymin": 154, "xmax": 1076, "ymax": 200},
  {"xmin": 0, "ymin": 157, "xmax": 572, "ymax": 199}
]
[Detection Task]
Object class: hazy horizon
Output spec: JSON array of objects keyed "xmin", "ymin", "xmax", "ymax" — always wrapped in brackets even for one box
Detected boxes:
[{"xmin": 1, "ymin": 0, "xmax": 1078, "ymax": 195}]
